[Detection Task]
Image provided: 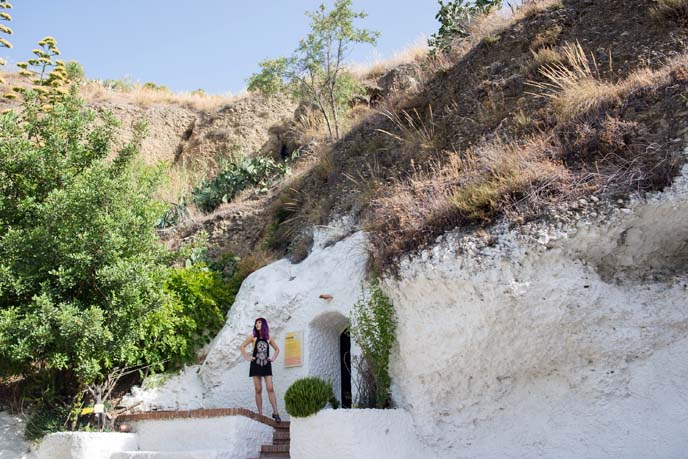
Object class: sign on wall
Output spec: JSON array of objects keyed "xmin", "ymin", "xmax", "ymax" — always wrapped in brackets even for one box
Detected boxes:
[{"xmin": 284, "ymin": 331, "xmax": 303, "ymax": 368}]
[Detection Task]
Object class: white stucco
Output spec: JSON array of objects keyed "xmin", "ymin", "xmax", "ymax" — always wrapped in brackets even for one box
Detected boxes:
[
  {"xmin": 132, "ymin": 416, "xmax": 272, "ymax": 457},
  {"xmin": 290, "ymin": 409, "xmax": 429, "ymax": 459},
  {"xmin": 385, "ymin": 164, "xmax": 688, "ymax": 457},
  {"xmin": 34, "ymin": 432, "xmax": 137, "ymax": 459},
  {"xmin": 0, "ymin": 412, "xmax": 33, "ymax": 459},
  {"xmin": 122, "ymin": 162, "xmax": 688, "ymax": 458},
  {"xmin": 125, "ymin": 223, "xmax": 369, "ymax": 418}
]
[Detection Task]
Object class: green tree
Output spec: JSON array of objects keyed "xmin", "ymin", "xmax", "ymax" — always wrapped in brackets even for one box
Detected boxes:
[
  {"xmin": 247, "ymin": 0, "xmax": 378, "ymax": 140},
  {"xmin": 0, "ymin": 93, "xmax": 169, "ymax": 389}
]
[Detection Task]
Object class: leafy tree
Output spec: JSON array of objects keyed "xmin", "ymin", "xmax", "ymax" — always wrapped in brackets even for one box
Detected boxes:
[
  {"xmin": 0, "ymin": 93, "xmax": 170, "ymax": 389},
  {"xmin": 247, "ymin": 0, "xmax": 378, "ymax": 140},
  {"xmin": 429, "ymin": 0, "xmax": 503, "ymax": 54}
]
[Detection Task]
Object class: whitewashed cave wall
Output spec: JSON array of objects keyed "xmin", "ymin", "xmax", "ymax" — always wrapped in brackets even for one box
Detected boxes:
[
  {"xmin": 126, "ymin": 225, "xmax": 368, "ymax": 418},
  {"xmin": 384, "ymin": 165, "xmax": 688, "ymax": 458}
]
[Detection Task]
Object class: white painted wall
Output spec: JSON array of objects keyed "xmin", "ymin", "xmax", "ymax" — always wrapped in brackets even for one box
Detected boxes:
[
  {"xmin": 124, "ymin": 163, "xmax": 688, "ymax": 457},
  {"xmin": 34, "ymin": 433, "xmax": 137, "ymax": 459},
  {"xmin": 290, "ymin": 409, "xmax": 430, "ymax": 459},
  {"xmin": 125, "ymin": 223, "xmax": 369, "ymax": 419},
  {"xmin": 132, "ymin": 416, "xmax": 272, "ymax": 457},
  {"xmin": 385, "ymin": 164, "xmax": 688, "ymax": 457}
]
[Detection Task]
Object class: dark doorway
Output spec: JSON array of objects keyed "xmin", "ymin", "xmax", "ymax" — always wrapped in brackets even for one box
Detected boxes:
[{"xmin": 340, "ymin": 328, "xmax": 352, "ymax": 408}]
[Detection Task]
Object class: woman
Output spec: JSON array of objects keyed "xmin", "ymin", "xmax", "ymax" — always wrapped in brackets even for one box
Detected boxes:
[{"xmin": 240, "ymin": 317, "xmax": 282, "ymax": 421}]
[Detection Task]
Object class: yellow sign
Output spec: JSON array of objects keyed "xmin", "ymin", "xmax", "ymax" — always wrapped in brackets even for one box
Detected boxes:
[{"xmin": 284, "ymin": 331, "xmax": 303, "ymax": 368}]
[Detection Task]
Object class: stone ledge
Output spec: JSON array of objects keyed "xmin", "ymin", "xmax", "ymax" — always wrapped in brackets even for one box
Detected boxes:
[{"xmin": 118, "ymin": 408, "xmax": 289, "ymax": 429}]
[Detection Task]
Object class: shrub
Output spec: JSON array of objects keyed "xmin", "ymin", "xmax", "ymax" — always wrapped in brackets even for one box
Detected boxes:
[
  {"xmin": 285, "ymin": 377, "xmax": 339, "ymax": 418},
  {"xmin": 65, "ymin": 61, "xmax": 85, "ymax": 82},
  {"xmin": 139, "ymin": 264, "xmax": 234, "ymax": 369},
  {"xmin": 142, "ymin": 81, "xmax": 169, "ymax": 92},
  {"xmin": 24, "ymin": 404, "xmax": 73, "ymax": 441},
  {"xmin": 191, "ymin": 156, "xmax": 287, "ymax": 213},
  {"xmin": 350, "ymin": 279, "xmax": 396, "ymax": 408}
]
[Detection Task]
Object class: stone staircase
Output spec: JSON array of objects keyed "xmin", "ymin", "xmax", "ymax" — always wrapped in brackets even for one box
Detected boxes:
[{"xmin": 250, "ymin": 421, "xmax": 291, "ymax": 459}]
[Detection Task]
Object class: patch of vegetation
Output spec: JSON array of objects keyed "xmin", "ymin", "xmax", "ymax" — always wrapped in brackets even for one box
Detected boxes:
[
  {"xmin": 191, "ymin": 156, "xmax": 288, "ymax": 213},
  {"xmin": 428, "ymin": 0, "xmax": 502, "ymax": 54},
  {"xmin": 284, "ymin": 377, "xmax": 339, "ymax": 417},
  {"xmin": 64, "ymin": 61, "xmax": 85, "ymax": 82},
  {"xmin": 247, "ymin": 0, "xmax": 378, "ymax": 140},
  {"xmin": 350, "ymin": 279, "xmax": 397, "ymax": 408}
]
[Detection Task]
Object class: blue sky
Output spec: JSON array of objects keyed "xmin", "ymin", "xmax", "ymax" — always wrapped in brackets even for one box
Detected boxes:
[{"xmin": 3, "ymin": 1, "xmax": 440, "ymax": 94}]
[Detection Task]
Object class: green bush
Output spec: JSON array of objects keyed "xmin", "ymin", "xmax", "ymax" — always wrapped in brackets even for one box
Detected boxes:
[
  {"xmin": 24, "ymin": 404, "xmax": 73, "ymax": 441},
  {"xmin": 139, "ymin": 264, "xmax": 234, "ymax": 369},
  {"xmin": 191, "ymin": 156, "xmax": 287, "ymax": 213},
  {"xmin": 65, "ymin": 61, "xmax": 85, "ymax": 82},
  {"xmin": 350, "ymin": 279, "xmax": 397, "ymax": 408},
  {"xmin": 284, "ymin": 377, "xmax": 339, "ymax": 418}
]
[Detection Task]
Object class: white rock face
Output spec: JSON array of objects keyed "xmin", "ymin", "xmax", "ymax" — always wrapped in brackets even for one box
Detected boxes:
[
  {"xmin": 385, "ymin": 164, "xmax": 688, "ymax": 457},
  {"xmin": 125, "ymin": 162, "xmax": 688, "ymax": 457},
  {"xmin": 125, "ymin": 226, "xmax": 369, "ymax": 417}
]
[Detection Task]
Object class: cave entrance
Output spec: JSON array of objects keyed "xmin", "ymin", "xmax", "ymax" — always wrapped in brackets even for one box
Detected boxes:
[
  {"xmin": 308, "ymin": 311, "xmax": 351, "ymax": 406},
  {"xmin": 340, "ymin": 328, "xmax": 352, "ymax": 408}
]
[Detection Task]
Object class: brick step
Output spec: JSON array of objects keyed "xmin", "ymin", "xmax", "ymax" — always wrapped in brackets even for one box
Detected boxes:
[
  {"xmin": 261, "ymin": 443, "xmax": 290, "ymax": 454},
  {"xmin": 273, "ymin": 430, "xmax": 290, "ymax": 441},
  {"xmin": 273, "ymin": 439, "xmax": 290, "ymax": 445},
  {"xmin": 257, "ymin": 454, "xmax": 289, "ymax": 459}
]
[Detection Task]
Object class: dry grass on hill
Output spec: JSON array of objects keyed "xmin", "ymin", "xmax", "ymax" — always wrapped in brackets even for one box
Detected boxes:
[
  {"xmin": 79, "ymin": 81, "xmax": 242, "ymax": 112},
  {"xmin": 252, "ymin": 0, "xmax": 688, "ymax": 270},
  {"xmin": 0, "ymin": 72, "xmax": 241, "ymax": 112}
]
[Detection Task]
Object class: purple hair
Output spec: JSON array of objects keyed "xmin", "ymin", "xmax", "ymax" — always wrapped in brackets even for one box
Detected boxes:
[{"xmin": 252, "ymin": 317, "xmax": 269, "ymax": 340}]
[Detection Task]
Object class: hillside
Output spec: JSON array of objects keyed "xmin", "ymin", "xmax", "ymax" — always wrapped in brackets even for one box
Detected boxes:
[{"xmin": 146, "ymin": 0, "xmax": 688, "ymax": 272}]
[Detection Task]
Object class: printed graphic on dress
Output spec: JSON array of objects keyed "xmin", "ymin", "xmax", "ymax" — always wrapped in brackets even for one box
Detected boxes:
[{"xmin": 256, "ymin": 341, "xmax": 269, "ymax": 366}]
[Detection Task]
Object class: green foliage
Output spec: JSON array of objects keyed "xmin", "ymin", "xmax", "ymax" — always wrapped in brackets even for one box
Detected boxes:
[
  {"xmin": 247, "ymin": 58, "xmax": 289, "ymax": 96},
  {"xmin": 191, "ymin": 156, "xmax": 288, "ymax": 213},
  {"xmin": 285, "ymin": 377, "xmax": 339, "ymax": 418},
  {"xmin": 0, "ymin": 93, "xmax": 171, "ymax": 389},
  {"xmin": 350, "ymin": 278, "xmax": 397, "ymax": 408},
  {"xmin": 428, "ymin": 0, "xmax": 503, "ymax": 54},
  {"xmin": 24, "ymin": 404, "xmax": 73, "ymax": 441},
  {"xmin": 247, "ymin": 0, "xmax": 378, "ymax": 139},
  {"xmin": 141, "ymin": 264, "xmax": 233, "ymax": 369},
  {"xmin": 103, "ymin": 77, "xmax": 134, "ymax": 92},
  {"xmin": 156, "ymin": 199, "xmax": 189, "ymax": 229},
  {"xmin": 64, "ymin": 61, "xmax": 85, "ymax": 82},
  {"xmin": 143, "ymin": 81, "xmax": 169, "ymax": 92}
]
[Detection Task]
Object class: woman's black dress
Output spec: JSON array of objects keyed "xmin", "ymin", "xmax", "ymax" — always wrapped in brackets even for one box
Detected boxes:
[{"xmin": 249, "ymin": 337, "xmax": 272, "ymax": 377}]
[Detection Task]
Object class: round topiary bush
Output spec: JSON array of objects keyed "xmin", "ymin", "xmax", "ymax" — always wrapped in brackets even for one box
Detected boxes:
[{"xmin": 284, "ymin": 377, "xmax": 339, "ymax": 418}]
